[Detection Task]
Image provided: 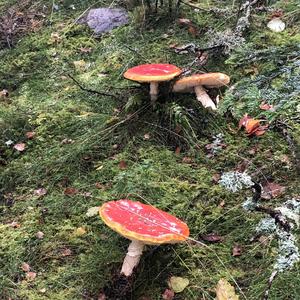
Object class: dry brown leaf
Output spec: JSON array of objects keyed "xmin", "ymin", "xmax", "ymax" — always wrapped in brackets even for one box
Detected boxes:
[
  {"xmin": 0, "ymin": 89, "xmax": 9, "ymax": 98},
  {"xmin": 232, "ymin": 245, "xmax": 242, "ymax": 257},
  {"xmin": 60, "ymin": 248, "xmax": 72, "ymax": 257},
  {"xmin": 34, "ymin": 188, "xmax": 47, "ymax": 197},
  {"xmin": 98, "ymin": 293, "xmax": 106, "ymax": 300},
  {"xmin": 188, "ymin": 25, "xmax": 198, "ymax": 36},
  {"xmin": 74, "ymin": 227, "xmax": 86, "ymax": 236},
  {"xmin": 64, "ymin": 187, "xmax": 79, "ymax": 196},
  {"xmin": 26, "ymin": 272, "xmax": 37, "ymax": 281},
  {"xmin": 162, "ymin": 289, "xmax": 175, "ymax": 300},
  {"xmin": 259, "ymin": 102, "xmax": 274, "ymax": 111},
  {"xmin": 200, "ymin": 233, "xmax": 223, "ymax": 243},
  {"xmin": 95, "ymin": 182, "xmax": 106, "ymax": 189},
  {"xmin": 178, "ymin": 18, "xmax": 192, "ymax": 26},
  {"xmin": 25, "ymin": 131, "xmax": 36, "ymax": 139},
  {"xmin": 36, "ymin": 231, "xmax": 44, "ymax": 239},
  {"xmin": 216, "ymin": 278, "xmax": 239, "ymax": 300},
  {"xmin": 79, "ymin": 47, "xmax": 92, "ymax": 53},
  {"xmin": 119, "ymin": 160, "xmax": 127, "ymax": 170},
  {"xmin": 218, "ymin": 200, "xmax": 225, "ymax": 208},
  {"xmin": 8, "ymin": 221, "xmax": 21, "ymax": 228},
  {"xmin": 182, "ymin": 157, "xmax": 192, "ymax": 164},
  {"xmin": 238, "ymin": 114, "xmax": 251, "ymax": 129},
  {"xmin": 261, "ymin": 182, "xmax": 286, "ymax": 199},
  {"xmin": 175, "ymin": 147, "xmax": 181, "ymax": 156},
  {"xmin": 143, "ymin": 133, "xmax": 150, "ymax": 140},
  {"xmin": 212, "ymin": 173, "xmax": 221, "ymax": 183},
  {"xmin": 21, "ymin": 262, "xmax": 30, "ymax": 272},
  {"xmin": 14, "ymin": 143, "xmax": 26, "ymax": 152}
]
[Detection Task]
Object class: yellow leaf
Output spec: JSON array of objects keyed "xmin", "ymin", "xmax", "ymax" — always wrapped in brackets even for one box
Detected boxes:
[
  {"xmin": 74, "ymin": 227, "xmax": 86, "ymax": 236},
  {"xmin": 168, "ymin": 276, "xmax": 189, "ymax": 293},
  {"xmin": 216, "ymin": 279, "xmax": 239, "ymax": 300}
]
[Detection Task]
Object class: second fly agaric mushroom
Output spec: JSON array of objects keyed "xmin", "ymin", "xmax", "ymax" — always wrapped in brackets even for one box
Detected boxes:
[
  {"xmin": 124, "ymin": 64, "xmax": 182, "ymax": 103},
  {"xmin": 99, "ymin": 199, "xmax": 189, "ymax": 277},
  {"xmin": 172, "ymin": 72, "xmax": 230, "ymax": 110}
]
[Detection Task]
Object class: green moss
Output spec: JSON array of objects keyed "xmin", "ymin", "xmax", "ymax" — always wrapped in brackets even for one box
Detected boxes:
[{"xmin": 1, "ymin": 0, "xmax": 300, "ymax": 299}]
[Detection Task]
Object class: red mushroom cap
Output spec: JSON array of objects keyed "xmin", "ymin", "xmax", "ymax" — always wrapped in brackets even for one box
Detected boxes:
[
  {"xmin": 124, "ymin": 64, "xmax": 182, "ymax": 83},
  {"xmin": 99, "ymin": 199, "xmax": 189, "ymax": 244}
]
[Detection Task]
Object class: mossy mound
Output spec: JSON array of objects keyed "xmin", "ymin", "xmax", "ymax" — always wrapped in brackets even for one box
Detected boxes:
[{"xmin": 1, "ymin": 0, "xmax": 299, "ymax": 299}]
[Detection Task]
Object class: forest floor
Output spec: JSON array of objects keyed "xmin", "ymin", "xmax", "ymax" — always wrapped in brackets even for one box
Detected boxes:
[{"xmin": 0, "ymin": 0, "xmax": 300, "ymax": 299}]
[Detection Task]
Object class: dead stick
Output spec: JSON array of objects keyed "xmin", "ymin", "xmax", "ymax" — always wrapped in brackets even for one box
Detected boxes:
[
  {"xmin": 67, "ymin": 74, "xmax": 118, "ymax": 99},
  {"xmin": 262, "ymin": 270, "xmax": 278, "ymax": 300}
]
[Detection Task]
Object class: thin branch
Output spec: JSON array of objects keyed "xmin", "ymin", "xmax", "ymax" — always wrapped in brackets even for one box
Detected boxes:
[
  {"xmin": 262, "ymin": 270, "xmax": 278, "ymax": 300},
  {"xmin": 251, "ymin": 182, "xmax": 291, "ymax": 231},
  {"xmin": 67, "ymin": 73, "xmax": 119, "ymax": 99}
]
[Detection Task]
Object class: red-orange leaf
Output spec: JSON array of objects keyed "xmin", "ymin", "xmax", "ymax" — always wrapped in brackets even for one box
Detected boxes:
[
  {"xmin": 238, "ymin": 114, "xmax": 251, "ymax": 129},
  {"xmin": 245, "ymin": 119, "xmax": 261, "ymax": 134}
]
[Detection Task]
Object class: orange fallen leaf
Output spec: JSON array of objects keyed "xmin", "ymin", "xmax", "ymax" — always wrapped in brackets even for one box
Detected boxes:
[
  {"xmin": 239, "ymin": 115, "xmax": 268, "ymax": 136},
  {"xmin": 245, "ymin": 119, "xmax": 261, "ymax": 134}
]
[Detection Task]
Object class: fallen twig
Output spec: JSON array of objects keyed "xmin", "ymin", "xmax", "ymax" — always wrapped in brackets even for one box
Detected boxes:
[
  {"xmin": 263, "ymin": 270, "xmax": 278, "ymax": 300},
  {"xmin": 251, "ymin": 182, "xmax": 291, "ymax": 231},
  {"xmin": 67, "ymin": 73, "xmax": 119, "ymax": 99},
  {"xmin": 249, "ymin": 182, "xmax": 292, "ymax": 299}
]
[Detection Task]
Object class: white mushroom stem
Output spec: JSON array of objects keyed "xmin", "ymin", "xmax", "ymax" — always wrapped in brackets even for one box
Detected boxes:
[
  {"xmin": 150, "ymin": 82, "xmax": 159, "ymax": 103},
  {"xmin": 194, "ymin": 86, "xmax": 217, "ymax": 110},
  {"xmin": 121, "ymin": 240, "xmax": 145, "ymax": 277}
]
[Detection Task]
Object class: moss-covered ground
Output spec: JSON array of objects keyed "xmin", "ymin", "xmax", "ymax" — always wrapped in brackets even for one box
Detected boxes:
[{"xmin": 0, "ymin": 0, "xmax": 299, "ymax": 299}]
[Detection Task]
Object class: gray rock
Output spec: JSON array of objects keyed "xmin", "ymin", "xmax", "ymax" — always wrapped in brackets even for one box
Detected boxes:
[{"xmin": 78, "ymin": 8, "xmax": 129, "ymax": 34}]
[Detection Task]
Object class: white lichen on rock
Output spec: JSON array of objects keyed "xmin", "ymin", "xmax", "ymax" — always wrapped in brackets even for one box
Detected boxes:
[
  {"xmin": 219, "ymin": 171, "xmax": 253, "ymax": 192},
  {"xmin": 274, "ymin": 228, "xmax": 299, "ymax": 272},
  {"xmin": 253, "ymin": 198, "xmax": 300, "ymax": 272},
  {"xmin": 206, "ymin": 29, "xmax": 245, "ymax": 54},
  {"xmin": 256, "ymin": 217, "xmax": 276, "ymax": 234},
  {"xmin": 242, "ymin": 196, "xmax": 258, "ymax": 211}
]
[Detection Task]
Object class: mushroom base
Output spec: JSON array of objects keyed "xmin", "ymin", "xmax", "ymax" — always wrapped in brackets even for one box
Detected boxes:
[
  {"xmin": 121, "ymin": 240, "xmax": 144, "ymax": 277},
  {"xmin": 194, "ymin": 86, "xmax": 217, "ymax": 110}
]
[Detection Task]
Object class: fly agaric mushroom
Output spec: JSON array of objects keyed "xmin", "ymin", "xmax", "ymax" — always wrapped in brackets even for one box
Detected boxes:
[
  {"xmin": 124, "ymin": 64, "xmax": 182, "ymax": 103},
  {"xmin": 99, "ymin": 199, "xmax": 189, "ymax": 277},
  {"xmin": 172, "ymin": 72, "xmax": 230, "ymax": 110}
]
